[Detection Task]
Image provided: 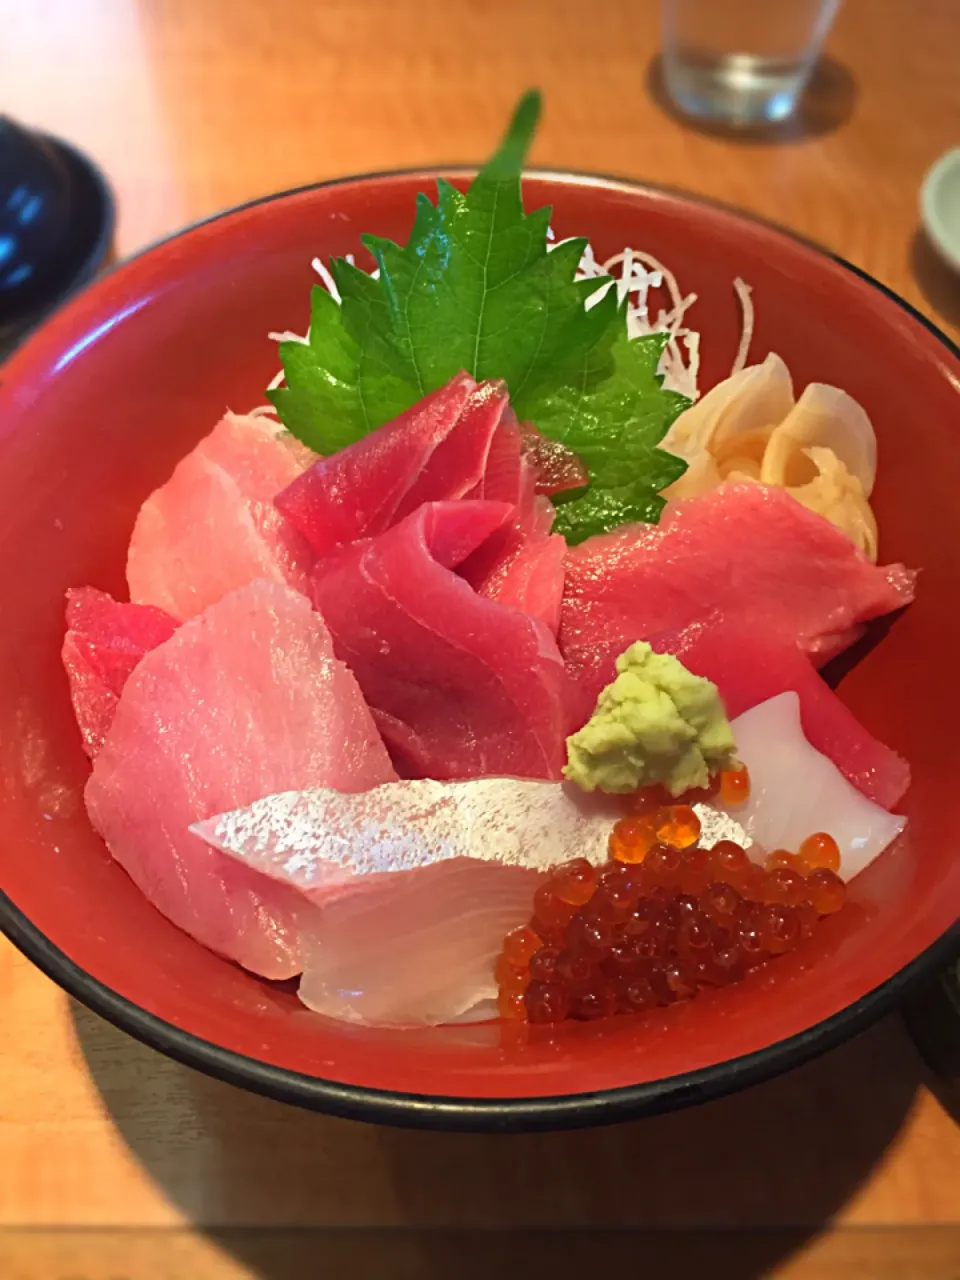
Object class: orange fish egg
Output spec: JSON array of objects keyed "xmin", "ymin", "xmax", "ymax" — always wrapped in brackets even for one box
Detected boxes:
[
  {"xmin": 719, "ymin": 764, "xmax": 751, "ymax": 806},
  {"xmin": 762, "ymin": 867, "xmax": 807, "ymax": 907},
  {"xmin": 531, "ymin": 884, "xmax": 576, "ymax": 937},
  {"xmin": 498, "ymin": 989, "xmax": 528, "ymax": 1020},
  {"xmin": 609, "ymin": 815, "xmax": 657, "ymax": 864},
  {"xmin": 655, "ymin": 804, "xmax": 701, "ymax": 849},
  {"xmin": 765, "ymin": 848, "xmax": 804, "ymax": 873},
  {"xmin": 551, "ymin": 857, "xmax": 597, "ymax": 906},
  {"xmin": 524, "ymin": 980, "xmax": 569, "ymax": 1024},
  {"xmin": 528, "ymin": 946, "xmax": 561, "ymax": 982},
  {"xmin": 699, "ymin": 880, "xmax": 742, "ymax": 928},
  {"xmin": 798, "ymin": 831, "xmax": 842, "ymax": 873},
  {"xmin": 495, "ymin": 954, "xmax": 531, "ymax": 994},
  {"xmin": 645, "ymin": 842, "xmax": 684, "ymax": 887},
  {"xmin": 757, "ymin": 903, "xmax": 801, "ymax": 955},
  {"xmin": 806, "ymin": 868, "xmax": 847, "ymax": 915},
  {"xmin": 502, "ymin": 925, "xmax": 542, "ymax": 967},
  {"xmin": 677, "ymin": 845, "xmax": 712, "ymax": 894}
]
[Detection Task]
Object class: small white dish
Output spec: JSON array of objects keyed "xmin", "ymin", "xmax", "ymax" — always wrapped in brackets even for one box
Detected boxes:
[{"xmin": 920, "ymin": 148, "xmax": 960, "ymax": 274}]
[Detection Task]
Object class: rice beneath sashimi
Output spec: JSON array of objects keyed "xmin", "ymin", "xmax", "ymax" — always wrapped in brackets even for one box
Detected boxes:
[{"xmin": 60, "ymin": 92, "xmax": 916, "ymax": 1031}]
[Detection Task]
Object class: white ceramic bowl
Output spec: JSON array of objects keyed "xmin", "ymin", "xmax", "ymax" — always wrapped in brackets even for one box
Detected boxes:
[{"xmin": 921, "ymin": 148, "xmax": 960, "ymax": 273}]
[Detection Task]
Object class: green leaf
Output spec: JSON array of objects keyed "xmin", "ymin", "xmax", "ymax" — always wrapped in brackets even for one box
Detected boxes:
[
  {"xmin": 519, "ymin": 320, "xmax": 690, "ymax": 543},
  {"xmin": 268, "ymin": 88, "xmax": 689, "ymax": 531}
]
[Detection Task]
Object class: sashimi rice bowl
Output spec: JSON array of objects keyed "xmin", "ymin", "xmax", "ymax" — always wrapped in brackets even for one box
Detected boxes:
[{"xmin": 1, "ymin": 92, "xmax": 958, "ymax": 1128}]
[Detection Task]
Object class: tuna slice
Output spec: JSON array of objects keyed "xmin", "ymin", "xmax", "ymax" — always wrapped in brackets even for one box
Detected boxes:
[
  {"xmin": 275, "ymin": 374, "xmax": 507, "ymax": 556},
  {"xmin": 62, "ymin": 587, "xmax": 178, "ymax": 758},
  {"xmin": 477, "ymin": 533, "xmax": 567, "ymax": 633},
  {"xmin": 470, "ymin": 404, "xmax": 586, "ymax": 503},
  {"xmin": 127, "ymin": 411, "xmax": 315, "ymax": 620},
  {"xmin": 516, "ymin": 417, "xmax": 589, "ymax": 496},
  {"xmin": 656, "ymin": 620, "xmax": 910, "ymax": 808},
  {"xmin": 311, "ymin": 501, "xmax": 576, "ymax": 779},
  {"xmin": 194, "ymin": 778, "xmax": 744, "ymax": 1025},
  {"xmin": 85, "ymin": 579, "xmax": 397, "ymax": 978},
  {"xmin": 561, "ymin": 484, "xmax": 915, "ymax": 702},
  {"xmin": 460, "ymin": 407, "xmax": 567, "ymax": 633}
]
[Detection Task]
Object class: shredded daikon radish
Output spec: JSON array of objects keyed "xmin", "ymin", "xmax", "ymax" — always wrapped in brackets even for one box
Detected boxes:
[
  {"xmin": 581, "ymin": 247, "xmax": 703, "ymax": 399},
  {"xmin": 311, "ymin": 257, "xmax": 341, "ymax": 302},
  {"xmin": 731, "ymin": 277, "xmax": 754, "ymax": 375},
  {"xmin": 267, "ymin": 330, "xmax": 309, "ymax": 345}
]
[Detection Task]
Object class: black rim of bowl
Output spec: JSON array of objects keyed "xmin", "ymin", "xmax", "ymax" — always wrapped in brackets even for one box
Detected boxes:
[{"xmin": 1, "ymin": 168, "xmax": 959, "ymax": 1133}]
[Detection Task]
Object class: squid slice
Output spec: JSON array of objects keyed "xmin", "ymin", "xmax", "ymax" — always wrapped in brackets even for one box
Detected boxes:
[{"xmin": 725, "ymin": 692, "xmax": 905, "ymax": 879}]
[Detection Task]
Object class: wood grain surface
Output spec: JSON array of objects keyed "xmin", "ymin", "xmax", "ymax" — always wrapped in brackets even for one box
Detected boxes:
[{"xmin": 0, "ymin": 1, "xmax": 958, "ymax": 1277}]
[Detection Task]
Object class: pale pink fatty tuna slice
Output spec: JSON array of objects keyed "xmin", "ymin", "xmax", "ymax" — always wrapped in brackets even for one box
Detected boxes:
[
  {"xmin": 85, "ymin": 579, "xmax": 397, "ymax": 978},
  {"xmin": 62, "ymin": 587, "xmax": 178, "ymax": 758},
  {"xmin": 311, "ymin": 501, "xmax": 576, "ymax": 780},
  {"xmin": 655, "ymin": 620, "xmax": 910, "ymax": 808},
  {"xmin": 275, "ymin": 373, "xmax": 508, "ymax": 556},
  {"xmin": 126, "ymin": 412, "xmax": 315, "ymax": 620},
  {"xmin": 561, "ymin": 484, "xmax": 915, "ymax": 703}
]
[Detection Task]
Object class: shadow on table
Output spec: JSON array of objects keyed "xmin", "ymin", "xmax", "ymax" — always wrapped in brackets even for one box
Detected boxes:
[
  {"xmin": 910, "ymin": 228, "xmax": 960, "ymax": 333},
  {"xmin": 69, "ymin": 1003, "xmax": 922, "ymax": 1280},
  {"xmin": 646, "ymin": 54, "xmax": 858, "ymax": 145}
]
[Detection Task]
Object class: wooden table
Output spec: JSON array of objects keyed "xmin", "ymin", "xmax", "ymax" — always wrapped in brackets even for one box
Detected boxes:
[{"xmin": 1, "ymin": 1, "xmax": 959, "ymax": 1276}]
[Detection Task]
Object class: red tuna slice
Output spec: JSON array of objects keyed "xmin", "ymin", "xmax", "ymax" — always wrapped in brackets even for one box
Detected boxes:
[
  {"xmin": 517, "ymin": 419, "xmax": 589, "ymax": 496},
  {"xmin": 311, "ymin": 502, "xmax": 576, "ymax": 780},
  {"xmin": 62, "ymin": 587, "xmax": 178, "ymax": 758},
  {"xmin": 477, "ymin": 533, "xmax": 567, "ymax": 634},
  {"xmin": 395, "ymin": 380, "xmax": 508, "ymax": 517},
  {"xmin": 473, "ymin": 404, "xmax": 526, "ymax": 504},
  {"xmin": 655, "ymin": 620, "xmax": 910, "ymax": 809},
  {"xmin": 460, "ymin": 409, "xmax": 565, "ymax": 630},
  {"xmin": 561, "ymin": 484, "xmax": 915, "ymax": 702},
  {"xmin": 85, "ymin": 579, "xmax": 397, "ymax": 978},
  {"xmin": 127, "ymin": 411, "xmax": 315, "ymax": 621},
  {"xmin": 476, "ymin": 405, "xmax": 586, "ymax": 500},
  {"xmin": 275, "ymin": 374, "xmax": 509, "ymax": 556}
]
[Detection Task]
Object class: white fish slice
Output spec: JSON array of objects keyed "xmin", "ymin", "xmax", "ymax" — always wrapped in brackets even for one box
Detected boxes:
[
  {"xmin": 727, "ymin": 692, "xmax": 905, "ymax": 879},
  {"xmin": 296, "ymin": 859, "xmax": 540, "ymax": 1026},
  {"xmin": 193, "ymin": 779, "xmax": 624, "ymax": 892}
]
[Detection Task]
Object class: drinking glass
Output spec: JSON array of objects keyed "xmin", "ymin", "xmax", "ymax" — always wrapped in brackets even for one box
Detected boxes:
[{"xmin": 660, "ymin": 0, "xmax": 842, "ymax": 126}]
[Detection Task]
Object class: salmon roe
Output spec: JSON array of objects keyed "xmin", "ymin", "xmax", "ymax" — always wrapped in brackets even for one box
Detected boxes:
[
  {"xmin": 656, "ymin": 804, "xmax": 702, "ymax": 850},
  {"xmin": 498, "ymin": 817, "xmax": 848, "ymax": 1024},
  {"xmin": 608, "ymin": 816, "xmax": 657, "ymax": 864},
  {"xmin": 798, "ymin": 832, "xmax": 842, "ymax": 874},
  {"xmin": 719, "ymin": 764, "xmax": 751, "ymax": 806}
]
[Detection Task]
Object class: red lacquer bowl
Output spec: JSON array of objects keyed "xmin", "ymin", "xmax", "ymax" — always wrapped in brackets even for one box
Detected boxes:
[{"xmin": 1, "ymin": 172, "xmax": 958, "ymax": 1131}]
